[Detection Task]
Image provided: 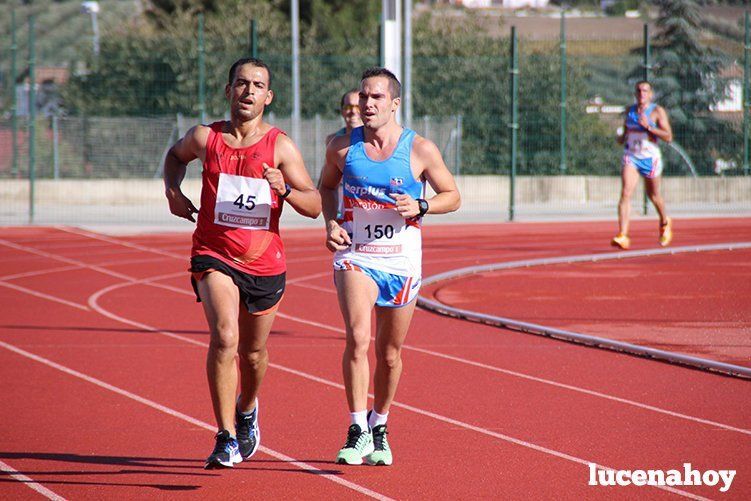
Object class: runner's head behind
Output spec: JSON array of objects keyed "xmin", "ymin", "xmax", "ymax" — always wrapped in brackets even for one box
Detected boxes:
[
  {"xmin": 359, "ymin": 67, "xmax": 401, "ymax": 131},
  {"xmin": 340, "ymin": 89, "xmax": 363, "ymax": 131},
  {"xmin": 225, "ymin": 57, "xmax": 274, "ymax": 123}
]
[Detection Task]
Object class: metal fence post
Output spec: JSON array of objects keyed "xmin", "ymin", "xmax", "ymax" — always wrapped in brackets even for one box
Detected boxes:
[
  {"xmin": 744, "ymin": 11, "xmax": 749, "ymax": 176},
  {"xmin": 509, "ymin": 26, "xmax": 519, "ymax": 222},
  {"xmin": 314, "ymin": 113, "xmax": 322, "ymax": 180},
  {"xmin": 403, "ymin": 0, "xmax": 413, "ymax": 128},
  {"xmin": 249, "ymin": 19, "xmax": 258, "ymax": 58},
  {"xmin": 53, "ymin": 114, "xmax": 60, "ymax": 179},
  {"xmin": 28, "ymin": 14, "xmax": 36, "ymax": 224},
  {"xmin": 642, "ymin": 23, "xmax": 650, "ymax": 215},
  {"xmin": 455, "ymin": 114, "xmax": 462, "ymax": 175},
  {"xmin": 560, "ymin": 10, "xmax": 567, "ymax": 173},
  {"xmin": 11, "ymin": 7, "xmax": 19, "ymax": 178},
  {"xmin": 198, "ymin": 13, "xmax": 206, "ymax": 124},
  {"xmin": 291, "ymin": 1, "xmax": 301, "ymax": 143}
]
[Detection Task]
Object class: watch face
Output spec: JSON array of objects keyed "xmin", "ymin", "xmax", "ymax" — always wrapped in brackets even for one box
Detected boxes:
[{"xmin": 419, "ymin": 199, "xmax": 429, "ymax": 213}]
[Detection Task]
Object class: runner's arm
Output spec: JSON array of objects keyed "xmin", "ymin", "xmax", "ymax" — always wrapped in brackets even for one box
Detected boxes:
[
  {"xmin": 394, "ymin": 137, "xmax": 460, "ymax": 219},
  {"xmin": 269, "ymin": 134, "xmax": 321, "ymax": 219},
  {"xmin": 320, "ymin": 135, "xmax": 350, "ymax": 252},
  {"xmin": 163, "ymin": 125, "xmax": 207, "ymax": 222},
  {"xmin": 648, "ymin": 106, "xmax": 673, "ymax": 143},
  {"xmin": 617, "ymin": 119, "xmax": 627, "ymax": 145}
]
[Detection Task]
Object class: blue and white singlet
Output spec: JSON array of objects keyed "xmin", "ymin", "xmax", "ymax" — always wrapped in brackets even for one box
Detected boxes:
[
  {"xmin": 622, "ymin": 103, "xmax": 663, "ymax": 178},
  {"xmin": 334, "ymin": 126, "xmax": 424, "ymax": 278}
]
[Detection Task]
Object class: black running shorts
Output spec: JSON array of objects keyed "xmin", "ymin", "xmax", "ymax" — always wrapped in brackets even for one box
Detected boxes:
[{"xmin": 190, "ymin": 255, "xmax": 285, "ymax": 315}]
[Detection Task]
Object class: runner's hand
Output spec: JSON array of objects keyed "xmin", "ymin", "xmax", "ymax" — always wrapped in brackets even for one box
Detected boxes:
[
  {"xmin": 326, "ymin": 220, "xmax": 351, "ymax": 252},
  {"xmin": 263, "ymin": 163, "xmax": 286, "ymax": 196},
  {"xmin": 391, "ymin": 193, "xmax": 419, "ymax": 219},
  {"xmin": 166, "ymin": 188, "xmax": 198, "ymax": 222},
  {"xmin": 638, "ymin": 113, "xmax": 650, "ymax": 129}
]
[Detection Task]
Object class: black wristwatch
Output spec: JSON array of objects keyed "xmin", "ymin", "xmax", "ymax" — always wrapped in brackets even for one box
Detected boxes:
[
  {"xmin": 417, "ymin": 198, "xmax": 429, "ymax": 217},
  {"xmin": 279, "ymin": 184, "xmax": 292, "ymax": 199}
]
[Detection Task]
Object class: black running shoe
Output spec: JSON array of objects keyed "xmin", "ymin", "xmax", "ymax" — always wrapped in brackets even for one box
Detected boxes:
[
  {"xmin": 204, "ymin": 430, "xmax": 241, "ymax": 469},
  {"xmin": 235, "ymin": 399, "xmax": 260, "ymax": 460}
]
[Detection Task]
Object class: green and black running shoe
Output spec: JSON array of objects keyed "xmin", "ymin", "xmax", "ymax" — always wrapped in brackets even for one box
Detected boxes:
[
  {"xmin": 335, "ymin": 424, "xmax": 373, "ymax": 465},
  {"xmin": 366, "ymin": 424, "xmax": 392, "ymax": 466}
]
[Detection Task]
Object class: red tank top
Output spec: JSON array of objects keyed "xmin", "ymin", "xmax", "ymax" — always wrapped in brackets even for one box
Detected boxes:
[{"xmin": 191, "ymin": 122, "xmax": 286, "ymax": 276}]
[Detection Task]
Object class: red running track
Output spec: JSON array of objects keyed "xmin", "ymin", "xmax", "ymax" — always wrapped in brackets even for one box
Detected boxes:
[
  {"xmin": 424, "ymin": 220, "xmax": 751, "ymax": 368},
  {"xmin": 0, "ymin": 219, "xmax": 749, "ymax": 500}
]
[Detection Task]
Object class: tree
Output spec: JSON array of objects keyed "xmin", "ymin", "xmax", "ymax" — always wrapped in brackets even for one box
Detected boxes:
[
  {"xmin": 645, "ymin": 0, "xmax": 738, "ymax": 174},
  {"xmin": 412, "ymin": 10, "xmax": 615, "ymax": 174}
]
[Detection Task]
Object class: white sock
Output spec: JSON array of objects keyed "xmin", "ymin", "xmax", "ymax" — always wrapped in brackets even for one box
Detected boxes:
[
  {"xmin": 368, "ymin": 410, "xmax": 389, "ymax": 428},
  {"xmin": 350, "ymin": 410, "xmax": 368, "ymax": 431}
]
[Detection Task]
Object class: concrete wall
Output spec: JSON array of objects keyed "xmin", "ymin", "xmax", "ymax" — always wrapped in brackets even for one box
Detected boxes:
[
  {"xmin": 2, "ymin": 176, "xmax": 749, "ymax": 225},
  {"xmin": 3, "ymin": 176, "xmax": 750, "ymax": 206}
]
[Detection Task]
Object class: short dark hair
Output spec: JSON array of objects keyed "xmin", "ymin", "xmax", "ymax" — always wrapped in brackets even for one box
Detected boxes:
[
  {"xmin": 228, "ymin": 57, "xmax": 272, "ymax": 87},
  {"xmin": 361, "ymin": 67, "xmax": 401, "ymax": 99},
  {"xmin": 340, "ymin": 88, "xmax": 359, "ymax": 109},
  {"xmin": 634, "ymin": 80, "xmax": 652, "ymax": 91}
]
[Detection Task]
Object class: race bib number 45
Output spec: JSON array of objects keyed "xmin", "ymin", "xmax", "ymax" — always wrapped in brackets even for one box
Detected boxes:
[
  {"xmin": 352, "ymin": 207, "xmax": 405, "ymax": 255},
  {"xmin": 215, "ymin": 173, "xmax": 272, "ymax": 230}
]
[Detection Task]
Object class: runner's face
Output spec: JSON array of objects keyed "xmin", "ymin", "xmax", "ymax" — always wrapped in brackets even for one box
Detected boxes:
[
  {"xmin": 341, "ymin": 92, "xmax": 362, "ymax": 129},
  {"xmin": 226, "ymin": 64, "xmax": 273, "ymax": 121},
  {"xmin": 359, "ymin": 77, "xmax": 399, "ymax": 130},
  {"xmin": 635, "ymin": 83, "xmax": 652, "ymax": 107}
]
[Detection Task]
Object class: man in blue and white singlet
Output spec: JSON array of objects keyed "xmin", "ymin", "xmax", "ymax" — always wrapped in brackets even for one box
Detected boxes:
[
  {"xmin": 613, "ymin": 80, "xmax": 674, "ymax": 250},
  {"xmin": 319, "ymin": 67, "xmax": 460, "ymax": 466}
]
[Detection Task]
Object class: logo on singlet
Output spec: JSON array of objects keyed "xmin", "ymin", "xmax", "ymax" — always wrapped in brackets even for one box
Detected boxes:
[{"xmin": 344, "ymin": 183, "xmax": 386, "ymax": 198}]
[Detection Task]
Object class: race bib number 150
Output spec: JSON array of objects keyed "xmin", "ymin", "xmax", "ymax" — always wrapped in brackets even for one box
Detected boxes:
[
  {"xmin": 214, "ymin": 173, "xmax": 272, "ymax": 230},
  {"xmin": 352, "ymin": 207, "xmax": 405, "ymax": 255}
]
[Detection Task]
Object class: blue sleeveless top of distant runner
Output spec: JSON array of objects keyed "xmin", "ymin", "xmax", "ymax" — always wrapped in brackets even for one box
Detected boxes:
[
  {"xmin": 625, "ymin": 103, "xmax": 657, "ymax": 133},
  {"xmin": 622, "ymin": 103, "xmax": 662, "ymax": 178}
]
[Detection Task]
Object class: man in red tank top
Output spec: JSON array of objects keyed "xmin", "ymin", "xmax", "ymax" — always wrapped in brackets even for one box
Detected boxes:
[{"xmin": 163, "ymin": 58, "xmax": 321, "ymax": 469}]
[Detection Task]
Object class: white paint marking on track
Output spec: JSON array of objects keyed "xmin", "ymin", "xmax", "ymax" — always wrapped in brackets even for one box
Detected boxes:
[
  {"xmin": 3, "ymin": 233, "xmax": 749, "ymax": 438},
  {"xmin": 0, "ymin": 265, "xmax": 82, "ymax": 281},
  {"xmin": 85, "ymin": 284, "xmax": 712, "ymax": 500},
  {"xmin": 0, "ymin": 230, "xmax": 737, "ymax": 498},
  {"xmin": 0, "ymin": 280, "xmax": 89, "ymax": 311},
  {"xmin": 0, "ymin": 340, "xmax": 393, "ymax": 501},
  {"xmin": 0, "ymin": 458, "xmax": 67, "ymax": 501}
]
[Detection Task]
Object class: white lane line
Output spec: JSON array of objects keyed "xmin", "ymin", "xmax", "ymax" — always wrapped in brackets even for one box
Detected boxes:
[
  {"xmin": 83, "ymin": 288, "xmax": 709, "ymax": 500},
  {"xmin": 0, "ymin": 340, "xmax": 393, "ymax": 501},
  {"xmin": 291, "ymin": 282, "xmax": 336, "ymax": 294},
  {"xmin": 0, "ymin": 266, "xmax": 82, "ymax": 281},
  {"xmin": 0, "ymin": 458, "xmax": 67, "ymax": 501},
  {"xmin": 54, "ymin": 226, "xmax": 184, "ymax": 260},
  {"xmin": 287, "ymin": 271, "xmax": 331, "ymax": 284},
  {"xmin": 271, "ymin": 311, "xmax": 751, "ymax": 436},
  {"xmin": 0, "ymin": 281, "xmax": 89, "ymax": 311},
  {"xmin": 3, "ymin": 235, "xmax": 749, "ymax": 436},
  {"xmin": 419, "ymin": 242, "xmax": 751, "ymax": 379},
  {"xmin": 0, "ymin": 239, "xmax": 133, "ymax": 281},
  {"xmin": 0, "ymin": 231, "xmax": 733, "ymax": 498}
]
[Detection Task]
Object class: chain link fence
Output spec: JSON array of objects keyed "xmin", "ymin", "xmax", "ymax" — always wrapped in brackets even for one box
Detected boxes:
[{"xmin": 1, "ymin": 5, "xmax": 749, "ymax": 226}]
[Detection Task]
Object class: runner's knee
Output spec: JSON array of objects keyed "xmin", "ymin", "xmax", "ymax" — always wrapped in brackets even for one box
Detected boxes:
[
  {"xmin": 209, "ymin": 327, "xmax": 239, "ymax": 358},
  {"xmin": 376, "ymin": 344, "xmax": 402, "ymax": 369},
  {"xmin": 239, "ymin": 347, "xmax": 267, "ymax": 369},
  {"xmin": 345, "ymin": 332, "xmax": 370, "ymax": 361}
]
